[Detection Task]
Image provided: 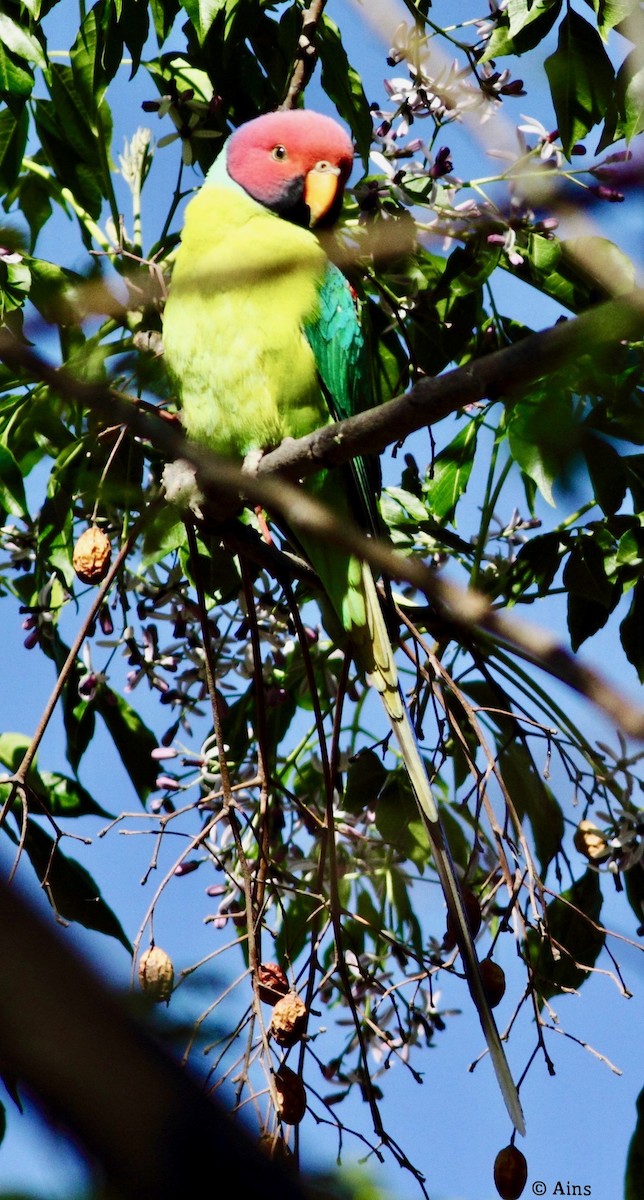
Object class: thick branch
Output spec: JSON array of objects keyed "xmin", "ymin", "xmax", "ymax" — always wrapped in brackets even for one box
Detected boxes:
[
  {"xmin": 0, "ymin": 876, "xmax": 307, "ymax": 1200},
  {"xmin": 258, "ymin": 287, "xmax": 644, "ymax": 479},
  {"xmin": 1, "ymin": 322, "xmax": 643, "ymax": 739}
]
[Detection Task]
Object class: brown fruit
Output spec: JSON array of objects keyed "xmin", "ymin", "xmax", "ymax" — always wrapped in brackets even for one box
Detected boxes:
[
  {"xmin": 479, "ymin": 958, "xmax": 507, "ymax": 1008},
  {"xmin": 138, "ymin": 946, "xmax": 174, "ymax": 1003},
  {"xmin": 574, "ymin": 819, "xmax": 609, "ymax": 862},
  {"xmin": 270, "ymin": 992, "xmax": 307, "ymax": 1048},
  {"xmin": 494, "ymin": 1144, "xmax": 528, "ymax": 1199},
  {"xmin": 73, "ymin": 525, "xmax": 112, "ymax": 585},
  {"xmin": 257, "ymin": 961, "xmax": 289, "ymax": 1005},
  {"xmin": 443, "ymin": 887, "xmax": 482, "ymax": 951},
  {"xmin": 274, "ymin": 1066, "xmax": 306, "ymax": 1125}
]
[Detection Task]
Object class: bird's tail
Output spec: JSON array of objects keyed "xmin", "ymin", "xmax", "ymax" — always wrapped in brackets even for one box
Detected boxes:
[{"xmin": 357, "ymin": 563, "xmax": 526, "ymax": 1136}]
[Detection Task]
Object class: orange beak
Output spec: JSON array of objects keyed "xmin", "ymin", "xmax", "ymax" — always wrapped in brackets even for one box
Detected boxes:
[{"xmin": 304, "ymin": 163, "xmax": 342, "ymax": 226}]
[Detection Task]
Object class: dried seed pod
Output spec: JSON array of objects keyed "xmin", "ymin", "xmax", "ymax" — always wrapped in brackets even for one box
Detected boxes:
[
  {"xmin": 494, "ymin": 1144, "xmax": 528, "ymax": 1199},
  {"xmin": 257, "ymin": 962, "xmax": 289, "ymax": 1005},
  {"xmin": 73, "ymin": 526, "xmax": 112, "ymax": 585},
  {"xmin": 574, "ymin": 819, "xmax": 609, "ymax": 862},
  {"xmin": 443, "ymin": 887, "xmax": 482, "ymax": 951},
  {"xmin": 138, "ymin": 945, "xmax": 174, "ymax": 1003},
  {"xmin": 270, "ymin": 992, "xmax": 307, "ymax": 1048},
  {"xmin": 479, "ymin": 958, "xmax": 507, "ymax": 1008},
  {"xmin": 274, "ymin": 1066, "xmax": 306, "ymax": 1126}
]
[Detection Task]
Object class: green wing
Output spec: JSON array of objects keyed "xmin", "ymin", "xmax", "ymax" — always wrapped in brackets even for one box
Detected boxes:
[{"xmin": 304, "ymin": 263, "xmax": 382, "ymax": 537}]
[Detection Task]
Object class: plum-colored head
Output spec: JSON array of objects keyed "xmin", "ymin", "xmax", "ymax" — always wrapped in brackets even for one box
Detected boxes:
[{"xmin": 225, "ymin": 109, "xmax": 354, "ymax": 226}]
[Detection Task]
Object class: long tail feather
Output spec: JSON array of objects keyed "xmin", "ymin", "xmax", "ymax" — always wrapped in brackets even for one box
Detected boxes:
[{"xmin": 359, "ymin": 564, "xmax": 526, "ymax": 1136}]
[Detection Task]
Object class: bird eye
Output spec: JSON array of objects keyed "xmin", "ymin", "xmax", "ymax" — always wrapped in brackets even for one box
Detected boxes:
[{"xmin": 271, "ymin": 145, "xmax": 288, "ymax": 161}]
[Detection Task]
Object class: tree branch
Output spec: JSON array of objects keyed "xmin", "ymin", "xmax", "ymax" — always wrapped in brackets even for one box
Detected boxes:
[
  {"xmin": 1, "ymin": 314, "xmax": 643, "ymax": 739},
  {"xmin": 280, "ymin": 0, "xmax": 328, "ymax": 112},
  {"xmin": 257, "ymin": 286, "xmax": 644, "ymax": 479}
]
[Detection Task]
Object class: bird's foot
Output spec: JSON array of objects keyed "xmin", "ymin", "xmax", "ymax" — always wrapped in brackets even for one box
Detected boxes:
[
  {"xmin": 241, "ymin": 448, "xmax": 264, "ymax": 476},
  {"xmin": 161, "ymin": 459, "xmax": 205, "ymax": 520}
]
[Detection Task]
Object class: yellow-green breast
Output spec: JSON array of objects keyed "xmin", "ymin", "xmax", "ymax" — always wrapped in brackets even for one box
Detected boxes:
[{"xmin": 163, "ymin": 185, "xmax": 332, "ymax": 458}]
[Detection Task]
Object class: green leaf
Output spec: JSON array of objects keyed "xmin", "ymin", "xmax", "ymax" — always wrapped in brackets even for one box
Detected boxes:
[
  {"xmin": 480, "ymin": 0, "xmax": 562, "ymax": 61},
  {"xmin": 424, "ymin": 419, "xmax": 478, "ymax": 523},
  {"xmin": 381, "ymin": 485, "xmax": 428, "ymax": 525},
  {"xmin": 0, "ymin": 43, "xmax": 34, "ymax": 96},
  {"xmin": 376, "ymin": 772, "xmax": 430, "ymax": 871},
  {"xmin": 616, "ymin": 49, "xmax": 644, "ymax": 142},
  {"xmin": 592, "ymin": 0, "xmax": 639, "ymax": 39},
  {"xmin": 544, "ymin": 11, "xmax": 615, "ymax": 156},
  {"xmin": 37, "ymin": 771, "xmax": 111, "ymax": 819},
  {"xmin": 318, "ymin": 15, "xmax": 372, "ymax": 164},
  {"xmin": 181, "ymin": 0, "xmax": 225, "ymax": 45},
  {"xmin": 149, "ymin": 0, "xmax": 181, "ymax": 44},
  {"xmin": 436, "ymin": 242, "xmax": 501, "ymax": 299},
  {"xmin": 0, "ymin": 12, "xmax": 46, "ymax": 68},
  {"xmin": 625, "ymin": 1085, "xmax": 644, "ymax": 1200},
  {"xmin": 22, "ymin": 818, "xmax": 131, "ymax": 951},
  {"xmin": 507, "ymin": 388, "xmax": 581, "ymax": 506},
  {"xmin": 0, "ymin": 441, "xmax": 27, "ymax": 515},
  {"xmin": 527, "ymin": 869, "xmax": 604, "ymax": 1004},
  {"xmin": 0, "ymin": 731, "xmax": 32, "ymax": 774},
  {"xmin": 275, "ymin": 889, "xmax": 319, "ymax": 966},
  {"xmin": 95, "ymin": 686, "xmax": 159, "ymax": 803}
]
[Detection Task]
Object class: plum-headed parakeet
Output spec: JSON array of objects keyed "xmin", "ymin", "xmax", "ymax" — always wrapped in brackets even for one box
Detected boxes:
[{"xmin": 162, "ymin": 109, "xmax": 525, "ymax": 1136}]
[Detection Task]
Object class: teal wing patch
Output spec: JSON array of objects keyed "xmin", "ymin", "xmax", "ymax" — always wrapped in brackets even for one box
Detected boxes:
[
  {"xmin": 304, "ymin": 264, "xmax": 382, "ymax": 533},
  {"xmin": 305, "ymin": 262, "xmax": 366, "ymax": 422}
]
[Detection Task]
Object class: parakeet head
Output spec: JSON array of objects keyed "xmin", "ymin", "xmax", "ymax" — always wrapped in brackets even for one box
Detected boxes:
[{"xmin": 223, "ymin": 109, "xmax": 354, "ymax": 227}]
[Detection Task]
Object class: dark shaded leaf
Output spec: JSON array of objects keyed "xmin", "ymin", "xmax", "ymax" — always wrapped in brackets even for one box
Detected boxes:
[
  {"xmin": 318, "ymin": 15, "xmax": 372, "ymax": 164},
  {"xmin": 275, "ymin": 889, "xmax": 319, "ymax": 966},
  {"xmin": 0, "ymin": 105, "xmax": 28, "ymax": 195},
  {"xmin": 507, "ymin": 532, "xmax": 566, "ymax": 604},
  {"xmin": 344, "ymin": 749, "xmax": 388, "ymax": 815},
  {"xmin": 625, "ymin": 1085, "xmax": 644, "ymax": 1200},
  {"xmin": 545, "ymin": 11, "xmax": 615, "ymax": 156},
  {"xmin": 620, "ymin": 581, "xmax": 644, "ymax": 681},
  {"xmin": 527, "ymin": 869, "xmax": 604, "ymax": 1004},
  {"xmin": 564, "ymin": 536, "xmax": 622, "ymax": 648},
  {"xmin": 0, "ymin": 442, "xmax": 27, "ymax": 515},
  {"xmin": 624, "ymin": 862, "xmax": 644, "ymax": 936},
  {"xmin": 22, "ymin": 818, "xmax": 131, "ymax": 951},
  {"xmin": 583, "ymin": 433, "xmax": 627, "ymax": 515},
  {"xmin": 376, "ymin": 771, "xmax": 430, "ymax": 871},
  {"xmin": 95, "ymin": 686, "xmax": 159, "ymax": 803}
]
